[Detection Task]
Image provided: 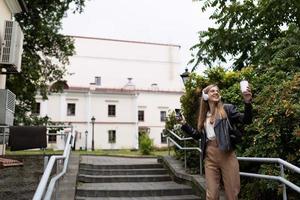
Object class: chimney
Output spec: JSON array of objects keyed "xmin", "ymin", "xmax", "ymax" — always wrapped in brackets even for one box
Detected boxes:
[
  {"xmin": 123, "ymin": 77, "xmax": 135, "ymax": 90},
  {"xmin": 151, "ymin": 83, "xmax": 159, "ymax": 91}
]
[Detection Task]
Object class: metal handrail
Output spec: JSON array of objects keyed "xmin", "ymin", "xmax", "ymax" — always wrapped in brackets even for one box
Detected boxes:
[
  {"xmin": 166, "ymin": 129, "xmax": 203, "ymax": 175},
  {"xmin": 166, "ymin": 129, "xmax": 300, "ymax": 200},
  {"xmin": 167, "ymin": 129, "xmax": 193, "ymax": 141},
  {"xmin": 237, "ymin": 157, "xmax": 300, "ymax": 200},
  {"xmin": 33, "ymin": 125, "xmax": 74, "ymax": 200}
]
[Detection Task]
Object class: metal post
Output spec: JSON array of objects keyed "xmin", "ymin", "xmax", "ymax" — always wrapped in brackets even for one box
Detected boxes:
[
  {"xmin": 44, "ymin": 156, "xmax": 49, "ymax": 171},
  {"xmin": 168, "ymin": 138, "xmax": 170, "ymax": 156},
  {"xmin": 184, "ymin": 140, "xmax": 187, "ymax": 171},
  {"xmin": 91, "ymin": 116, "xmax": 95, "ymax": 151},
  {"xmin": 280, "ymin": 164, "xmax": 287, "ymax": 200},
  {"xmin": 85, "ymin": 130, "xmax": 88, "ymax": 151},
  {"xmin": 199, "ymin": 139, "xmax": 203, "ymax": 176}
]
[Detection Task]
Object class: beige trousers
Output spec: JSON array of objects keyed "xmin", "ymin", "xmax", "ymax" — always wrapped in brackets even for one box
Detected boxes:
[{"xmin": 204, "ymin": 140, "xmax": 240, "ymax": 200}]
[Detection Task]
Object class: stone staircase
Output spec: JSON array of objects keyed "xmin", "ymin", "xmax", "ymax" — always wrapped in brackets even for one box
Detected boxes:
[{"xmin": 75, "ymin": 156, "xmax": 201, "ymax": 199}]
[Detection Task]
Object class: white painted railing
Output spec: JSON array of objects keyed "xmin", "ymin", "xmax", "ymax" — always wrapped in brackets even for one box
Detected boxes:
[{"xmin": 33, "ymin": 125, "xmax": 74, "ymax": 200}]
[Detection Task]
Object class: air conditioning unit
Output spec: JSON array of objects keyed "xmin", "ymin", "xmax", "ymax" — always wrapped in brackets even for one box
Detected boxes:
[
  {"xmin": 0, "ymin": 89, "xmax": 16, "ymax": 126},
  {"xmin": 0, "ymin": 20, "xmax": 24, "ymax": 73}
]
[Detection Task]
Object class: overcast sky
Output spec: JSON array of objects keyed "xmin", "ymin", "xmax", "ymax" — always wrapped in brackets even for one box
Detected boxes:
[{"xmin": 61, "ymin": 0, "xmax": 215, "ymax": 73}]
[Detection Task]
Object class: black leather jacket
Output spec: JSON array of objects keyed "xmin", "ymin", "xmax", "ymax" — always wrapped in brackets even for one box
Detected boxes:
[{"xmin": 181, "ymin": 103, "xmax": 252, "ymax": 157}]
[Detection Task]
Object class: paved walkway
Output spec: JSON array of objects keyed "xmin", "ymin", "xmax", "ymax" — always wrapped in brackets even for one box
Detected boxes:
[
  {"xmin": 56, "ymin": 153, "xmax": 80, "ymax": 199},
  {"xmin": 81, "ymin": 155, "xmax": 158, "ymax": 165}
]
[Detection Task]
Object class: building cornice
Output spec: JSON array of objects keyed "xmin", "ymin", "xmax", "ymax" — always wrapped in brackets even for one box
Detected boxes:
[
  {"xmin": 53, "ymin": 121, "xmax": 137, "ymax": 125},
  {"xmin": 64, "ymin": 86, "xmax": 184, "ymax": 95},
  {"xmin": 67, "ymin": 35, "xmax": 181, "ymax": 48}
]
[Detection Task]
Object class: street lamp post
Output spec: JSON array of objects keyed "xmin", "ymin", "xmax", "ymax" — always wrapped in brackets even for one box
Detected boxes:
[
  {"xmin": 180, "ymin": 68, "xmax": 190, "ymax": 84},
  {"xmin": 91, "ymin": 116, "xmax": 95, "ymax": 151},
  {"xmin": 85, "ymin": 130, "xmax": 88, "ymax": 151}
]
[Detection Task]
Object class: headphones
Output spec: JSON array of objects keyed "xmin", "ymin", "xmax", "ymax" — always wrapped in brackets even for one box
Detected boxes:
[{"xmin": 202, "ymin": 91, "xmax": 209, "ymax": 101}]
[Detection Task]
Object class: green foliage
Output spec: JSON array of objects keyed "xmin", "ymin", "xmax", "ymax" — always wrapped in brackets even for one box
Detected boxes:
[
  {"xmin": 190, "ymin": 0, "xmax": 300, "ymax": 70},
  {"xmin": 189, "ymin": 1, "xmax": 300, "ymax": 197},
  {"xmin": 179, "ymin": 66, "xmax": 300, "ymax": 198},
  {"xmin": 139, "ymin": 132, "xmax": 154, "ymax": 155},
  {"xmin": 6, "ymin": 0, "xmax": 86, "ymax": 125}
]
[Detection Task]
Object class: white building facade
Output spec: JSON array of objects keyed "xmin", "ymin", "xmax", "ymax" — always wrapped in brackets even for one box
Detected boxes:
[{"xmin": 37, "ymin": 36, "xmax": 184, "ymax": 150}]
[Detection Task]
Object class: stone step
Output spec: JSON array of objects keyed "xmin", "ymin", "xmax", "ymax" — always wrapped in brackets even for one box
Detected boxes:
[
  {"xmin": 76, "ymin": 181, "xmax": 195, "ymax": 197},
  {"xmin": 80, "ymin": 163, "xmax": 163, "ymax": 170},
  {"xmin": 75, "ymin": 194, "xmax": 201, "ymax": 200},
  {"xmin": 79, "ymin": 168, "xmax": 168, "ymax": 176},
  {"xmin": 78, "ymin": 174, "xmax": 171, "ymax": 183}
]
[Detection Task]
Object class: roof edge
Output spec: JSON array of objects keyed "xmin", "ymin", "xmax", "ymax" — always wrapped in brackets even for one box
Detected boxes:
[{"xmin": 66, "ymin": 35, "xmax": 181, "ymax": 48}]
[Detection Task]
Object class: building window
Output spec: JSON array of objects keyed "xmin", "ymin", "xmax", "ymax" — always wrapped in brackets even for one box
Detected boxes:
[
  {"xmin": 32, "ymin": 102, "xmax": 41, "ymax": 115},
  {"xmin": 108, "ymin": 130, "xmax": 116, "ymax": 143},
  {"xmin": 95, "ymin": 76, "xmax": 101, "ymax": 86},
  {"xmin": 108, "ymin": 105, "xmax": 116, "ymax": 117},
  {"xmin": 67, "ymin": 103, "xmax": 76, "ymax": 116},
  {"xmin": 48, "ymin": 130, "xmax": 57, "ymax": 143},
  {"xmin": 138, "ymin": 110, "xmax": 144, "ymax": 121},
  {"xmin": 160, "ymin": 111, "xmax": 166, "ymax": 122}
]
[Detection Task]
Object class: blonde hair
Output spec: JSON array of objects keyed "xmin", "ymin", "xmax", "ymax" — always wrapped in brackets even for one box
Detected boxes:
[{"xmin": 197, "ymin": 84, "xmax": 227, "ymax": 130}]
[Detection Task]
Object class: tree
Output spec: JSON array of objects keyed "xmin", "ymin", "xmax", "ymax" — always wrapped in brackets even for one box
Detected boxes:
[
  {"xmin": 6, "ymin": 0, "xmax": 86, "ymax": 125},
  {"xmin": 190, "ymin": 0, "xmax": 300, "ymax": 71},
  {"xmin": 179, "ymin": 66, "xmax": 300, "ymax": 199},
  {"xmin": 186, "ymin": 1, "xmax": 300, "ymax": 198}
]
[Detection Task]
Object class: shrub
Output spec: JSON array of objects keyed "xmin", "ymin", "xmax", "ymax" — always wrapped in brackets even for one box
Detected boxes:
[{"xmin": 139, "ymin": 133, "xmax": 153, "ymax": 155}]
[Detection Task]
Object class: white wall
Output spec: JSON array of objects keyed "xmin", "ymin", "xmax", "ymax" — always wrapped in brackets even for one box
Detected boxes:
[
  {"xmin": 137, "ymin": 91, "xmax": 182, "ymax": 147},
  {"xmin": 66, "ymin": 36, "xmax": 184, "ymax": 91}
]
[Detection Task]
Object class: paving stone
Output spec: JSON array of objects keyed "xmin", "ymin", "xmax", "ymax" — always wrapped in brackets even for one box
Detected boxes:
[
  {"xmin": 76, "ymin": 195, "xmax": 200, "ymax": 200},
  {"xmin": 78, "ymin": 174, "xmax": 171, "ymax": 183}
]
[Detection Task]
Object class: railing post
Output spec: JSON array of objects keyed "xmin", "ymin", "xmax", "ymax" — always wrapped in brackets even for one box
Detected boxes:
[
  {"xmin": 44, "ymin": 156, "xmax": 49, "ymax": 171},
  {"xmin": 280, "ymin": 164, "xmax": 287, "ymax": 200},
  {"xmin": 199, "ymin": 139, "xmax": 203, "ymax": 176},
  {"xmin": 184, "ymin": 140, "xmax": 187, "ymax": 171},
  {"xmin": 168, "ymin": 138, "xmax": 170, "ymax": 156}
]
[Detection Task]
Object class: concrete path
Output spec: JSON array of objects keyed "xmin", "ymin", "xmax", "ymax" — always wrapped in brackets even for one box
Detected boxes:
[
  {"xmin": 80, "ymin": 155, "xmax": 158, "ymax": 165},
  {"xmin": 56, "ymin": 152, "xmax": 80, "ymax": 199}
]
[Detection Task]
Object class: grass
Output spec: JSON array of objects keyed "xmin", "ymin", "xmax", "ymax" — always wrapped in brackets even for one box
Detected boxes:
[{"xmin": 5, "ymin": 148, "xmax": 174, "ymax": 157}]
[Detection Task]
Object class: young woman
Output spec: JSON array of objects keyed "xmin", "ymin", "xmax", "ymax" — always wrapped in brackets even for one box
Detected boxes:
[{"xmin": 180, "ymin": 84, "xmax": 252, "ymax": 200}]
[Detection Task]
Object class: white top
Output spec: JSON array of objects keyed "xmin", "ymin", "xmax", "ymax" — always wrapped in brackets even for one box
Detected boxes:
[{"xmin": 205, "ymin": 112, "xmax": 216, "ymax": 140}]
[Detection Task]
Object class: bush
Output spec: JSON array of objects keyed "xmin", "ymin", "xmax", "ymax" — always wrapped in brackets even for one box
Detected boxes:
[
  {"xmin": 139, "ymin": 133, "xmax": 153, "ymax": 155},
  {"xmin": 176, "ymin": 66, "xmax": 300, "ymax": 199}
]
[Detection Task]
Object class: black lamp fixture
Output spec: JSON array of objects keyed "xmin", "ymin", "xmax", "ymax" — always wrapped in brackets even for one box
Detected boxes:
[
  {"xmin": 180, "ymin": 68, "xmax": 190, "ymax": 84},
  {"xmin": 91, "ymin": 116, "xmax": 95, "ymax": 151}
]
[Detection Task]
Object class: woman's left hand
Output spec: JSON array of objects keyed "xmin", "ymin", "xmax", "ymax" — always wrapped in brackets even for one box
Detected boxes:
[{"xmin": 242, "ymin": 87, "xmax": 252, "ymax": 103}]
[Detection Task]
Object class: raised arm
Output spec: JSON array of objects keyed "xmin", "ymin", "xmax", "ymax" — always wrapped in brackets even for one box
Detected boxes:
[{"xmin": 181, "ymin": 123, "xmax": 202, "ymax": 140}]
